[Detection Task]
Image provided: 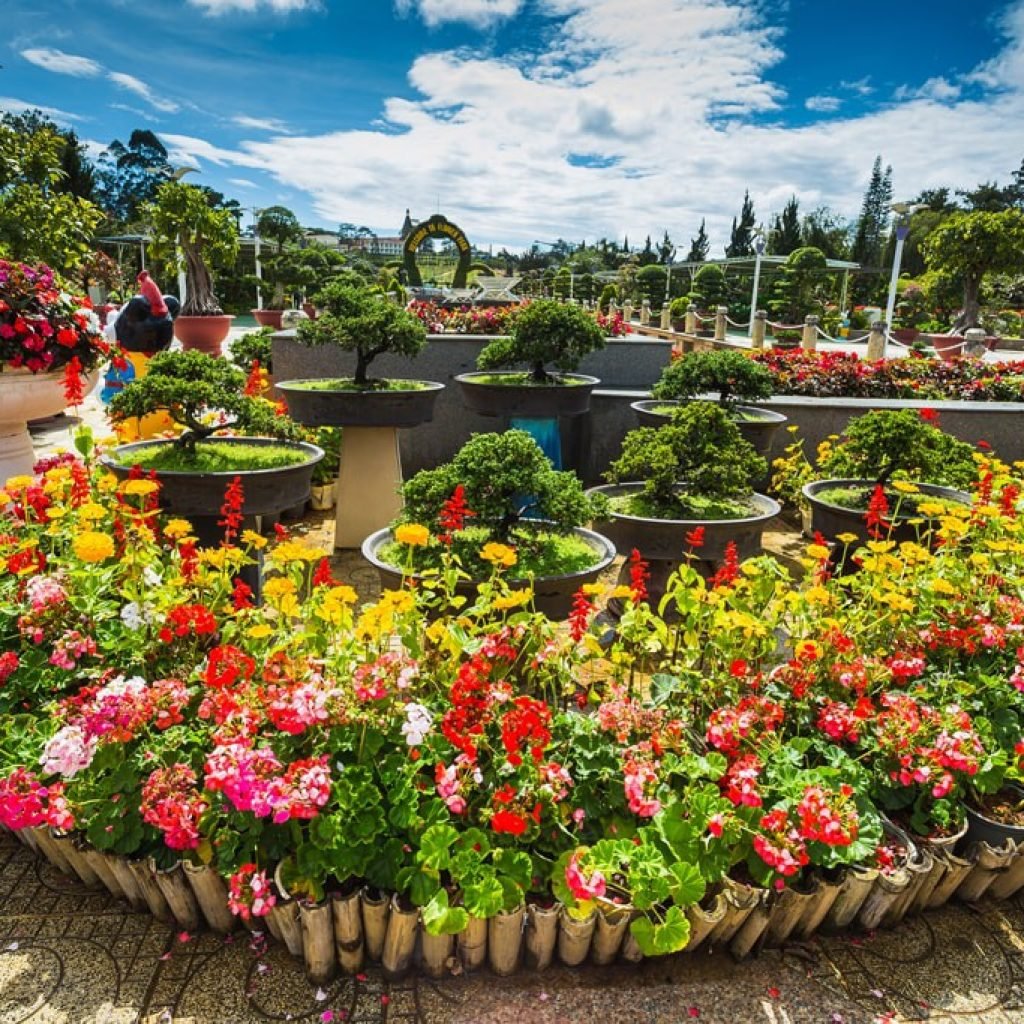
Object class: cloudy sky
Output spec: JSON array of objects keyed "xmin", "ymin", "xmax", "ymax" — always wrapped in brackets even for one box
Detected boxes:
[{"xmin": 6, "ymin": 0, "xmax": 1024, "ymax": 250}]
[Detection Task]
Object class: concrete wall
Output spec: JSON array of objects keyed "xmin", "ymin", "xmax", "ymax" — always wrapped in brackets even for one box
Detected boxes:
[{"xmin": 272, "ymin": 332, "xmax": 675, "ymax": 479}]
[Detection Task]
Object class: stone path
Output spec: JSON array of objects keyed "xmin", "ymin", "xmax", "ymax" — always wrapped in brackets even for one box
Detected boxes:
[{"xmin": 5, "ymin": 832, "xmax": 1024, "ymax": 1024}]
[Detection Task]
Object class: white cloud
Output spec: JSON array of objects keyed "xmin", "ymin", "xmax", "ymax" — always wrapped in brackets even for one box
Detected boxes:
[
  {"xmin": 395, "ymin": 0, "xmax": 524, "ymax": 28},
  {"xmin": 108, "ymin": 72, "xmax": 180, "ymax": 114},
  {"xmin": 229, "ymin": 177, "xmax": 259, "ymax": 188},
  {"xmin": 805, "ymin": 95, "xmax": 842, "ymax": 113},
  {"xmin": 187, "ymin": 0, "xmax": 319, "ymax": 13},
  {"xmin": 166, "ymin": 0, "xmax": 1024, "ymax": 251},
  {"xmin": 840, "ymin": 77, "xmax": 873, "ymax": 96},
  {"xmin": 22, "ymin": 47, "xmax": 102, "ymax": 77},
  {"xmin": 894, "ymin": 76, "xmax": 961, "ymax": 103},
  {"xmin": 232, "ymin": 115, "xmax": 291, "ymax": 133},
  {"xmin": 0, "ymin": 96, "xmax": 83, "ymax": 124}
]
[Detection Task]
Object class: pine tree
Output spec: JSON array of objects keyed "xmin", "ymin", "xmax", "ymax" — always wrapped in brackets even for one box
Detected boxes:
[
  {"xmin": 851, "ymin": 156, "xmax": 893, "ymax": 270},
  {"xmin": 769, "ymin": 196, "xmax": 802, "ymax": 255},
  {"xmin": 725, "ymin": 191, "xmax": 756, "ymax": 257},
  {"xmin": 686, "ymin": 219, "xmax": 710, "ymax": 262},
  {"xmin": 657, "ymin": 230, "xmax": 675, "ymax": 264},
  {"xmin": 638, "ymin": 234, "xmax": 658, "ymax": 266}
]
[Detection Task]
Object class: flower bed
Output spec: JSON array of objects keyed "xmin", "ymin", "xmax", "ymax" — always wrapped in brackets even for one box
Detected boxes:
[
  {"xmin": 752, "ymin": 349, "xmax": 1024, "ymax": 402},
  {"xmin": 2, "ymin": 446, "xmax": 1024, "ymax": 979},
  {"xmin": 408, "ymin": 300, "xmax": 629, "ymax": 338}
]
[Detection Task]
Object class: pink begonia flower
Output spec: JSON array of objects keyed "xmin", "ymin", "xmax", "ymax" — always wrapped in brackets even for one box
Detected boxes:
[{"xmin": 564, "ymin": 850, "xmax": 606, "ymax": 902}]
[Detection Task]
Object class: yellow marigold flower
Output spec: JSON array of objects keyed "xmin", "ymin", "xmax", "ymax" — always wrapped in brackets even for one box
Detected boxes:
[
  {"xmin": 581, "ymin": 583, "xmax": 604, "ymax": 596},
  {"xmin": 805, "ymin": 586, "xmax": 833, "ymax": 606},
  {"xmin": 879, "ymin": 591, "xmax": 914, "ymax": 613},
  {"xmin": 480, "ymin": 542, "xmax": 517, "ymax": 568},
  {"xmin": 394, "ymin": 523, "xmax": 430, "ymax": 547},
  {"xmin": 270, "ymin": 539, "xmax": 326, "ymax": 564},
  {"xmin": 74, "ymin": 531, "xmax": 115, "ymax": 563},
  {"xmin": 806, "ymin": 543, "xmax": 830, "ymax": 560},
  {"xmin": 891, "ymin": 480, "xmax": 919, "ymax": 494},
  {"xmin": 46, "ymin": 506, "xmax": 68, "ymax": 520},
  {"xmin": 4, "ymin": 475, "xmax": 33, "ymax": 492},
  {"xmin": 325, "ymin": 584, "xmax": 357, "ymax": 605},
  {"xmin": 917, "ymin": 502, "xmax": 948, "ymax": 518},
  {"xmin": 609, "ymin": 585, "xmax": 635, "ymax": 600},
  {"xmin": 835, "ymin": 532, "xmax": 860, "ymax": 545},
  {"xmin": 246, "ymin": 624, "xmax": 274, "ymax": 639},
  {"xmin": 493, "ymin": 589, "xmax": 532, "ymax": 610},
  {"xmin": 866, "ymin": 540, "xmax": 896, "ymax": 554},
  {"xmin": 122, "ymin": 479, "xmax": 160, "ymax": 497},
  {"xmin": 0, "ymin": 491, "xmax": 9, "ymax": 504},
  {"xmin": 263, "ymin": 577, "xmax": 297, "ymax": 598},
  {"xmin": 77, "ymin": 502, "xmax": 106, "ymax": 521},
  {"xmin": 241, "ymin": 530, "xmax": 268, "ymax": 550},
  {"xmin": 929, "ymin": 579, "xmax": 957, "ymax": 595},
  {"xmin": 164, "ymin": 518, "xmax": 194, "ymax": 539},
  {"xmin": 378, "ymin": 589, "xmax": 415, "ymax": 613}
]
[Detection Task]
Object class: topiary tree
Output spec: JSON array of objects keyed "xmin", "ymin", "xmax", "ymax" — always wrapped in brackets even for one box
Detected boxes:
[
  {"xmin": 768, "ymin": 246, "xmax": 827, "ymax": 324},
  {"xmin": 109, "ymin": 349, "xmax": 301, "ymax": 452},
  {"xmin": 296, "ymin": 280, "xmax": 427, "ymax": 387},
  {"xmin": 400, "ymin": 430, "xmax": 604, "ymax": 541},
  {"xmin": 607, "ymin": 403, "xmax": 764, "ymax": 517},
  {"xmin": 636, "ymin": 264, "xmax": 667, "ymax": 311},
  {"xmin": 819, "ymin": 409, "xmax": 979, "ymax": 489},
  {"xmin": 692, "ymin": 264, "xmax": 729, "ymax": 311},
  {"xmin": 598, "ymin": 283, "xmax": 618, "ymax": 313},
  {"xmin": 145, "ymin": 181, "xmax": 239, "ymax": 316},
  {"xmin": 652, "ymin": 350, "xmax": 774, "ymax": 411},
  {"xmin": 476, "ymin": 299, "xmax": 606, "ymax": 383}
]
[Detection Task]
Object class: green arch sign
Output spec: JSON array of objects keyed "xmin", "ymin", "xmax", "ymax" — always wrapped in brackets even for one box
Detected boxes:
[{"xmin": 402, "ymin": 215, "xmax": 472, "ymax": 289}]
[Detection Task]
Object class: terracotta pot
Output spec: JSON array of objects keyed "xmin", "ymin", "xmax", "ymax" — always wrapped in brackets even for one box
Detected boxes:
[
  {"xmin": 0, "ymin": 368, "xmax": 92, "ymax": 482},
  {"xmin": 252, "ymin": 309, "xmax": 285, "ymax": 330},
  {"xmin": 302, "ymin": 302, "xmax": 317, "ymax": 320},
  {"xmin": 174, "ymin": 314, "xmax": 234, "ymax": 357}
]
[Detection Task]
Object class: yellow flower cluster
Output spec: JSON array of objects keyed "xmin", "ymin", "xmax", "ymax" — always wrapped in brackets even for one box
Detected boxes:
[
  {"xmin": 480, "ymin": 542, "xmax": 517, "ymax": 568},
  {"xmin": 73, "ymin": 532, "xmax": 115, "ymax": 563}
]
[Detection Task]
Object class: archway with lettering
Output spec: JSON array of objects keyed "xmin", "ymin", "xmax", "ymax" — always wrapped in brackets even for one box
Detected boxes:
[{"xmin": 402, "ymin": 215, "xmax": 473, "ymax": 289}]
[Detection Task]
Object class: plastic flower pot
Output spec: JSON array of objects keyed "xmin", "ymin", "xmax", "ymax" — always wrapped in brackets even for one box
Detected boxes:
[
  {"xmin": 252, "ymin": 309, "xmax": 285, "ymax": 330},
  {"xmin": 277, "ymin": 379, "xmax": 445, "ymax": 429},
  {"xmin": 965, "ymin": 785, "xmax": 1024, "ymax": 849}
]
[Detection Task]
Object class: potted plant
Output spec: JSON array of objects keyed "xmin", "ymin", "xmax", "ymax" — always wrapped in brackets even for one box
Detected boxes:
[
  {"xmin": 0, "ymin": 259, "xmax": 108, "ymax": 479},
  {"xmin": 144, "ymin": 181, "xmax": 239, "ymax": 356},
  {"xmin": 362, "ymin": 430, "xmax": 615, "ymax": 619},
  {"xmin": 589, "ymin": 402, "xmax": 780, "ymax": 604},
  {"xmin": 454, "ymin": 299, "xmax": 607, "ymax": 419},
  {"xmin": 801, "ymin": 409, "xmax": 976, "ymax": 546},
  {"xmin": 669, "ymin": 297, "xmax": 689, "ymax": 332},
  {"xmin": 771, "ymin": 328, "xmax": 802, "ymax": 350},
  {"xmin": 635, "ymin": 349, "xmax": 788, "ymax": 461},
  {"xmin": 103, "ymin": 350, "xmax": 322, "ymax": 529}
]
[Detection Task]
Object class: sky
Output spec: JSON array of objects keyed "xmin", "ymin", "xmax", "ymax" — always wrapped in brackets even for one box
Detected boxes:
[{"xmin": 5, "ymin": 0, "xmax": 1024, "ymax": 252}]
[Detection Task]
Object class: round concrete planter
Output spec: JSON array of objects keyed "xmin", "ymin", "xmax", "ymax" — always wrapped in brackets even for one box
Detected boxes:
[
  {"xmin": 0, "ymin": 368, "xmax": 93, "ymax": 482},
  {"xmin": 276, "ymin": 379, "xmax": 444, "ymax": 428},
  {"xmin": 802, "ymin": 478, "xmax": 972, "ymax": 547},
  {"xmin": 100, "ymin": 437, "xmax": 324, "ymax": 518},
  {"xmin": 630, "ymin": 400, "xmax": 788, "ymax": 460},
  {"xmin": 174, "ymin": 314, "xmax": 234, "ymax": 357},
  {"xmin": 455, "ymin": 371, "xmax": 599, "ymax": 418},
  {"xmin": 361, "ymin": 525, "xmax": 616, "ymax": 621}
]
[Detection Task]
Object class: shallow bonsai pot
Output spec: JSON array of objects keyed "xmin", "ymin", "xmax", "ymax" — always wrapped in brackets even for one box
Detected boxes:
[
  {"xmin": 100, "ymin": 436, "xmax": 324, "ymax": 518},
  {"xmin": 361, "ymin": 525, "xmax": 616, "ymax": 620},
  {"xmin": 965, "ymin": 785, "xmax": 1024, "ymax": 849},
  {"xmin": 455, "ymin": 371, "xmax": 599, "ymax": 418},
  {"xmin": 588, "ymin": 482, "xmax": 780, "ymax": 563},
  {"xmin": 174, "ymin": 315, "xmax": 234, "ymax": 357},
  {"xmin": 630, "ymin": 400, "xmax": 787, "ymax": 460},
  {"xmin": 252, "ymin": 309, "xmax": 285, "ymax": 330},
  {"xmin": 276, "ymin": 380, "xmax": 445, "ymax": 428},
  {"xmin": 802, "ymin": 478, "xmax": 972, "ymax": 547}
]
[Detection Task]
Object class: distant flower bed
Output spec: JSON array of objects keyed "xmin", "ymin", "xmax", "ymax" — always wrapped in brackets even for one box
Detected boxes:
[
  {"xmin": 752, "ymin": 349, "xmax": 1024, "ymax": 402},
  {"xmin": 409, "ymin": 300, "xmax": 630, "ymax": 337}
]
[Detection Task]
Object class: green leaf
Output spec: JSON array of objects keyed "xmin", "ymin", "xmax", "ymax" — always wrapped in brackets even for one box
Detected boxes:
[
  {"xmin": 422, "ymin": 889, "xmax": 470, "ymax": 936},
  {"xmin": 493, "ymin": 848, "xmax": 532, "ymax": 890},
  {"xmin": 629, "ymin": 905, "xmax": 691, "ymax": 956},
  {"xmin": 418, "ymin": 824, "xmax": 458, "ymax": 871},
  {"xmin": 668, "ymin": 862, "xmax": 706, "ymax": 907},
  {"xmin": 462, "ymin": 874, "xmax": 504, "ymax": 919},
  {"xmin": 651, "ymin": 673, "xmax": 681, "ymax": 706}
]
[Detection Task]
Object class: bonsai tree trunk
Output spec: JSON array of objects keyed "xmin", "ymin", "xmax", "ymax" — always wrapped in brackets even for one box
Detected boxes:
[
  {"xmin": 951, "ymin": 273, "xmax": 982, "ymax": 333},
  {"xmin": 181, "ymin": 236, "xmax": 224, "ymax": 317},
  {"xmin": 531, "ymin": 360, "xmax": 548, "ymax": 384}
]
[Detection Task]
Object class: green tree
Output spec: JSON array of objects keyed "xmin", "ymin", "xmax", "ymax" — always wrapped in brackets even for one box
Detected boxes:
[
  {"xmin": 768, "ymin": 246, "xmax": 828, "ymax": 323},
  {"xmin": 801, "ymin": 206, "xmax": 851, "ymax": 260},
  {"xmin": 691, "ymin": 263, "xmax": 729, "ymax": 311},
  {"xmin": 552, "ymin": 265, "xmax": 572, "ymax": 300},
  {"xmin": 657, "ymin": 230, "xmax": 675, "ymax": 265},
  {"xmin": 686, "ymin": 219, "xmax": 710, "ymax": 262},
  {"xmin": 257, "ymin": 205, "xmax": 304, "ymax": 305},
  {"xmin": 851, "ymin": 156, "xmax": 893, "ymax": 271},
  {"xmin": 769, "ymin": 196, "xmax": 802, "ymax": 255},
  {"xmin": 638, "ymin": 234, "xmax": 658, "ymax": 266},
  {"xmin": 636, "ymin": 264, "xmax": 668, "ymax": 310},
  {"xmin": 0, "ymin": 117, "xmax": 103, "ymax": 271},
  {"xmin": 96, "ymin": 129, "xmax": 172, "ymax": 224},
  {"xmin": 725, "ymin": 191, "xmax": 756, "ymax": 257},
  {"xmin": 145, "ymin": 181, "xmax": 239, "ymax": 316},
  {"xmin": 922, "ymin": 209, "xmax": 1024, "ymax": 329}
]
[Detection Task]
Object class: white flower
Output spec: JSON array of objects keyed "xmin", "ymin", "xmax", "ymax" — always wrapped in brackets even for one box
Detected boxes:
[
  {"xmin": 401, "ymin": 703, "xmax": 433, "ymax": 746},
  {"xmin": 97, "ymin": 674, "xmax": 147, "ymax": 700},
  {"xmin": 143, "ymin": 567, "xmax": 162, "ymax": 587},
  {"xmin": 120, "ymin": 602, "xmax": 146, "ymax": 631},
  {"xmin": 40, "ymin": 725, "xmax": 97, "ymax": 778}
]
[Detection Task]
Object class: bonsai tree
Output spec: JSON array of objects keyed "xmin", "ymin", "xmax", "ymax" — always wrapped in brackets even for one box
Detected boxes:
[
  {"xmin": 652, "ymin": 350, "xmax": 774, "ymax": 412},
  {"xmin": 607, "ymin": 403, "xmax": 765, "ymax": 519},
  {"xmin": 476, "ymin": 299, "xmax": 606, "ymax": 383},
  {"xmin": 818, "ymin": 409, "xmax": 978, "ymax": 490},
  {"xmin": 144, "ymin": 181, "xmax": 239, "ymax": 316},
  {"xmin": 109, "ymin": 350, "xmax": 301, "ymax": 453},
  {"xmin": 295, "ymin": 280, "xmax": 427, "ymax": 388},
  {"xmin": 668, "ymin": 297, "xmax": 690, "ymax": 322},
  {"xmin": 400, "ymin": 430, "xmax": 605, "ymax": 543},
  {"xmin": 691, "ymin": 263, "xmax": 729, "ymax": 311}
]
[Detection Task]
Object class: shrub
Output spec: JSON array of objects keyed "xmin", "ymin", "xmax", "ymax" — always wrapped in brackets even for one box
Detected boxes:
[
  {"xmin": 296, "ymin": 282, "xmax": 427, "ymax": 387},
  {"xmin": 652, "ymin": 350, "xmax": 774, "ymax": 410},
  {"xmin": 607, "ymin": 403, "xmax": 765, "ymax": 517},
  {"xmin": 231, "ymin": 327, "xmax": 274, "ymax": 373},
  {"xmin": 476, "ymin": 299, "xmax": 606, "ymax": 382}
]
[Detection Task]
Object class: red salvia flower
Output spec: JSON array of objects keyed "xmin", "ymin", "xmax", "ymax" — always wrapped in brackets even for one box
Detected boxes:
[
  {"xmin": 865, "ymin": 484, "xmax": 889, "ymax": 540},
  {"xmin": 684, "ymin": 526, "xmax": 705, "ymax": 549},
  {"xmin": 62, "ymin": 356, "xmax": 84, "ymax": 405},
  {"xmin": 312, "ymin": 557, "xmax": 335, "ymax": 587},
  {"xmin": 437, "ymin": 484, "xmax": 475, "ymax": 545},
  {"xmin": 1000, "ymin": 483, "xmax": 1021, "ymax": 518},
  {"xmin": 709, "ymin": 541, "xmax": 740, "ymax": 588},
  {"xmin": 628, "ymin": 548, "xmax": 650, "ymax": 604},
  {"xmin": 218, "ymin": 476, "xmax": 245, "ymax": 547},
  {"xmin": 919, "ymin": 408, "xmax": 939, "ymax": 424},
  {"xmin": 568, "ymin": 588, "xmax": 595, "ymax": 643},
  {"xmin": 243, "ymin": 359, "xmax": 264, "ymax": 397},
  {"xmin": 232, "ymin": 579, "xmax": 254, "ymax": 611}
]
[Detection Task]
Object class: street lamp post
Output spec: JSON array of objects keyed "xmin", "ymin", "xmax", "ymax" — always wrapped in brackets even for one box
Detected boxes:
[
  {"xmin": 883, "ymin": 202, "xmax": 927, "ymax": 356},
  {"xmin": 748, "ymin": 226, "xmax": 766, "ymax": 338},
  {"xmin": 253, "ymin": 208, "xmax": 264, "ymax": 311}
]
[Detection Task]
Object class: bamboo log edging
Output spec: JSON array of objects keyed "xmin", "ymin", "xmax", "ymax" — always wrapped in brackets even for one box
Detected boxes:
[{"xmin": 13, "ymin": 827, "xmax": 1024, "ymax": 981}]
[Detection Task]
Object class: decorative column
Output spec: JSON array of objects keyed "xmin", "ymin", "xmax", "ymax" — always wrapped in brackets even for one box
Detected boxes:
[
  {"xmin": 639, "ymin": 300, "xmax": 651, "ymax": 326},
  {"xmin": 964, "ymin": 327, "xmax": 988, "ymax": 358},
  {"xmin": 714, "ymin": 306, "xmax": 728, "ymax": 342},
  {"xmin": 751, "ymin": 310, "xmax": 767, "ymax": 350},
  {"xmin": 622, "ymin": 302, "xmax": 633, "ymax": 324},
  {"xmin": 866, "ymin": 321, "xmax": 886, "ymax": 361},
  {"xmin": 684, "ymin": 309, "xmax": 698, "ymax": 335},
  {"xmin": 660, "ymin": 304, "xmax": 671, "ymax": 330},
  {"xmin": 801, "ymin": 315, "xmax": 819, "ymax": 352}
]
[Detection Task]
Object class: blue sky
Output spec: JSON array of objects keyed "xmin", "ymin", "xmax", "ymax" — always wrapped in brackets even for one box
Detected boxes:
[{"xmin": 5, "ymin": 0, "xmax": 1024, "ymax": 250}]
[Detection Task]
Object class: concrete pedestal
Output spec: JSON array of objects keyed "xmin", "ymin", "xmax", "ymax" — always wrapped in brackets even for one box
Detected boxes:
[{"xmin": 335, "ymin": 426, "xmax": 403, "ymax": 549}]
